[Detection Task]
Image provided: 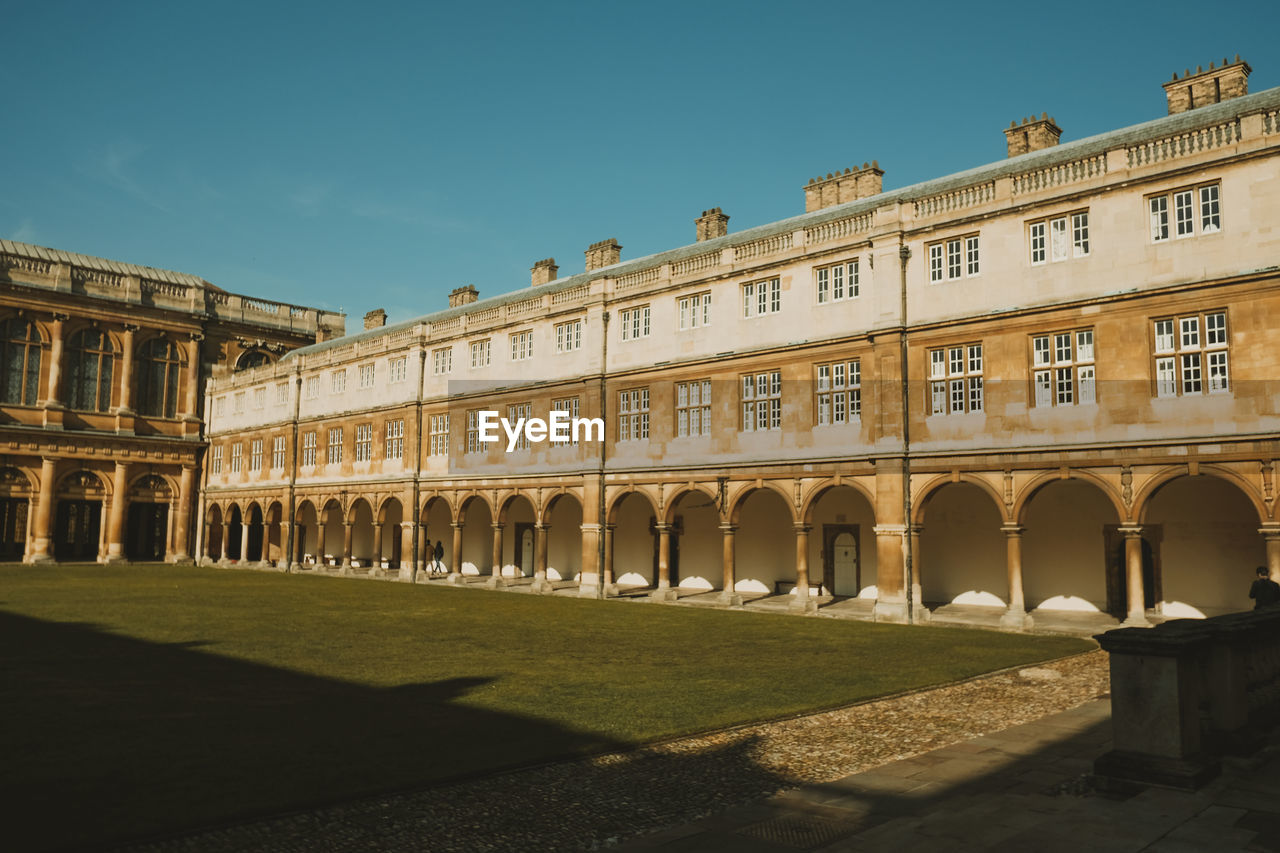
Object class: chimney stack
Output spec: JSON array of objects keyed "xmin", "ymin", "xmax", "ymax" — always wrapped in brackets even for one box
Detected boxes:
[
  {"xmin": 363, "ymin": 308, "xmax": 387, "ymax": 330},
  {"xmin": 1163, "ymin": 56, "xmax": 1250, "ymax": 115},
  {"xmin": 1004, "ymin": 113, "xmax": 1062, "ymax": 158},
  {"xmin": 585, "ymin": 238, "xmax": 622, "ymax": 271},
  {"xmin": 695, "ymin": 208, "xmax": 730, "ymax": 242},
  {"xmin": 804, "ymin": 162, "xmax": 884, "ymax": 213},
  {"xmin": 531, "ymin": 258, "xmax": 559, "ymax": 287},
  {"xmin": 448, "ymin": 285, "xmax": 479, "ymax": 308}
]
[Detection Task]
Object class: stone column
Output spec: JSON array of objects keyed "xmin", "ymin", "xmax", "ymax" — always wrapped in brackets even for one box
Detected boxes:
[
  {"xmin": 486, "ymin": 523, "xmax": 505, "ymax": 588},
  {"xmin": 530, "ymin": 522, "xmax": 552, "ymax": 594},
  {"xmin": 400, "ymin": 521, "xmax": 415, "ymax": 580},
  {"xmin": 1260, "ymin": 524, "xmax": 1280, "ymax": 581},
  {"xmin": 652, "ymin": 522, "xmax": 677, "ymax": 601},
  {"xmin": 1120, "ymin": 525, "xmax": 1149, "ymax": 626},
  {"xmin": 278, "ymin": 521, "xmax": 292, "ymax": 570},
  {"xmin": 239, "ymin": 516, "xmax": 251, "ymax": 565},
  {"xmin": 909, "ymin": 525, "xmax": 929, "ymax": 622},
  {"xmin": 872, "ymin": 524, "xmax": 909, "ymax": 624},
  {"xmin": 44, "ymin": 314, "xmax": 67, "ymax": 408},
  {"xmin": 171, "ymin": 466, "xmax": 194, "ymax": 564},
  {"xmin": 602, "ymin": 523, "xmax": 615, "ymax": 594},
  {"xmin": 448, "ymin": 521, "xmax": 465, "ymax": 584},
  {"xmin": 340, "ymin": 521, "xmax": 353, "ymax": 571},
  {"xmin": 314, "ymin": 521, "xmax": 326, "ymax": 566},
  {"xmin": 164, "ymin": 499, "xmax": 176, "ymax": 561},
  {"xmin": 577, "ymin": 522, "xmax": 601, "ymax": 598},
  {"xmin": 1000, "ymin": 524, "xmax": 1034, "ymax": 630},
  {"xmin": 791, "ymin": 523, "xmax": 816, "ymax": 613},
  {"xmin": 184, "ymin": 333, "xmax": 203, "ymax": 419},
  {"xmin": 105, "ymin": 462, "xmax": 129, "ymax": 563},
  {"xmin": 28, "ymin": 457, "xmax": 57, "ymax": 562},
  {"xmin": 372, "ymin": 522, "xmax": 384, "ymax": 569},
  {"xmin": 118, "ymin": 325, "xmax": 137, "ymax": 413},
  {"xmin": 219, "ymin": 516, "xmax": 231, "ymax": 564},
  {"xmin": 720, "ymin": 523, "xmax": 741, "ymax": 606}
]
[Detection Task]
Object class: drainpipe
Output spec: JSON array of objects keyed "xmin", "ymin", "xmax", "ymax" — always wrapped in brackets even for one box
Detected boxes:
[
  {"xmin": 899, "ymin": 242, "xmax": 914, "ymax": 625},
  {"xmin": 412, "ymin": 340, "xmax": 427, "ymax": 579},
  {"xmin": 597, "ymin": 307, "xmax": 609, "ymax": 600},
  {"xmin": 284, "ymin": 363, "xmax": 301, "ymax": 570}
]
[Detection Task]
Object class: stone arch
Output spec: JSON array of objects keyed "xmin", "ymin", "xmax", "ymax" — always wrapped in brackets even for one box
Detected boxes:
[
  {"xmin": 1134, "ymin": 465, "xmax": 1266, "ymax": 526},
  {"xmin": 294, "ymin": 499, "xmax": 319, "ymax": 565},
  {"xmin": 912, "ymin": 473, "xmax": 1008, "ymax": 526},
  {"xmin": 497, "ymin": 492, "xmax": 537, "ymax": 578},
  {"xmin": 420, "ymin": 494, "xmax": 453, "ymax": 571},
  {"xmin": 664, "ymin": 485, "xmax": 721, "ymax": 591},
  {"xmin": 0, "ymin": 467, "xmax": 34, "ymax": 497},
  {"xmin": 456, "ymin": 492, "xmax": 492, "ymax": 524},
  {"xmin": 800, "ymin": 481, "xmax": 879, "ymax": 598},
  {"xmin": 800, "ymin": 478, "xmax": 877, "ymax": 526},
  {"xmin": 497, "ymin": 489, "xmax": 537, "ymax": 525},
  {"xmin": 609, "ymin": 489, "xmax": 658, "ymax": 588},
  {"xmin": 1013, "ymin": 470, "xmax": 1126, "ymax": 526},
  {"xmin": 730, "ymin": 485, "xmax": 797, "ymax": 596},
  {"xmin": 917, "ymin": 479, "xmax": 1007, "ymax": 610},
  {"xmin": 457, "ymin": 493, "xmax": 493, "ymax": 576},
  {"xmin": 235, "ymin": 349, "xmax": 274, "ymax": 371},
  {"xmin": 543, "ymin": 491, "xmax": 583, "ymax": 582},
  {"xmin": 420, "ymin": 493, "xmax": 454, "ymax": 524},
  {"xmin": 204, "ymin": 503, "xmax": 225, "ymax": 563},
  {"xmin": 1019, "ymin": 477, "xmax": 1124, "ymax": 615},
  {"xmin": 607, "ymin": 486, "xmax": 657, "ymax": 525},
  {"xmin": 538, "ymin": 488, "xmax": 578, "ymax": 524},
  {"xmin": 346, "ymin": 496, "xmax": 374, "ymax": 525},
  {"xmin": 728, "ymin": 482, "xmax": 797, "ymax": 527},
  {"xmin": 662, "ymin": 483, "xmax": 718, "ymax": 526},
  {"xmin": 57, "ymin": 469, "xmax": 108, "ymax": 498}
]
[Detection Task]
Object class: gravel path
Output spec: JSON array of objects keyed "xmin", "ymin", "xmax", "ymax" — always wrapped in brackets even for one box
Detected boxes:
[{"xmin": 122, "ymin": 651, "xmax": 1109, "ymax": 852}]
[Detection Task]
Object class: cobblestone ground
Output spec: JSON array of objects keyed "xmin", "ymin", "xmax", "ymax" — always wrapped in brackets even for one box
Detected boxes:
[{"xmin": 122, "ymin": 651, "xmax": 1109, "ymax": 853}]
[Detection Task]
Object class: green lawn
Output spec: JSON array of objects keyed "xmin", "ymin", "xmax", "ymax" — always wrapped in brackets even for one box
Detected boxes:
[{"xmin": 1, "ymin": 565, "xmax": 1089, "ymax": 850}]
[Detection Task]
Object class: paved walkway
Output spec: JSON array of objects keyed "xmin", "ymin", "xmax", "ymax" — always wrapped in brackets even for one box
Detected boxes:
[{"xmin": 618, "ymin": 700, "xmax": 1280, "ymax": 852}]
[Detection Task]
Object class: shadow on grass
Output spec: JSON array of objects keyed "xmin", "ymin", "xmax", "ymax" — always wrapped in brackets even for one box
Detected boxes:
[{"xmin": 0, "ymin": 611, "xmax": 626, "ymax": 852}]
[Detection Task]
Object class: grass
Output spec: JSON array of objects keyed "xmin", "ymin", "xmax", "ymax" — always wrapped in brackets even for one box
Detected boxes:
[{"xmin": 1, "ymin": 564, "xmax": 1089, "ymax": 850}]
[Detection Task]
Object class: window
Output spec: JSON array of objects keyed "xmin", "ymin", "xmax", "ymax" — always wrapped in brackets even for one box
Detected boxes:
[
  {"xmin": 390, "ymin": 356, "xmax": 408, "ymax": 382},
  {"xmin": 301, "ymin": 432, "xmax": 316, "ymax": 466},
  {"xmin": 466, "ymin": 409, "xmax": 483, "ymax": 453},
  {"xmin": 676, "ymin": 380, "xmax": 711, "ymax": 437},
  {"xmin": 743, "ymin": 278, "xmax": 781, "ymax": 317},
  {"xmin": 510, "ymin": 330, "xmax": 533, "ymax": 361},
  {"xmin": 507, "ymin": 403, "xmax": 532, "ymax": 450},
  {"xmin": 677, "ymin": 292, "xmax": 711, "ymax": 330},
  {"xmin": 0, "ymin": 319, "xmax": 41, "ymax": 406},
  {"xmin": 815, "ymin": 260, "xmax": 860, "ymax": 304},
  {"xmin": 816, "ymin": 360, "xmax": 861, "ymax": 424},
  {"xmin": 551, "ymin": 397, "xmax": 580, "ymax": 445},
  {"xmin": 304, "ymin": 376, "xmax": 320, "ymax": 400},
  {"xmin": 136, "ymin": 337, "xmax": 182, "ymax": 418},
  {"xmin": 249, "ymin": 439, "xmax": 263, "ymax": 472},
  {"xmin": 276, "ymin": 382, "xmax": 289, "ymax": 405},
  {"xmin": 620, "ymin": 306, "xmax": 651, "ymax": 341},
  {"xmin": 215, "ymin": 396, "xmax": 226, "ymax": 417},
  {"xmin": 326, "ymin": 427, "xmax": 343, "ymax": 464},
  {"xmin": 741, "ymin": 370, "xmax": 782, "ymax": 431},
  {"xmin": 386, "ymin": 419, "xmax": 404, "ymax": 460},
  {"xmin": 431, "ymin": 348, "xmax": 451, "ymax": 375},
  {"xmin": 1154, "ymin": 311, "xmax": 1228, "ymax": 396},
  {"xmin": 252, "ymin": 387, "xmax": 265, "ymax": 409},
  {"xmin": 271, "ymin": 435, "xmax": 286, "ymax": 470},
  {"xmin": 1029, "ymin": 213, "xmax": 1089, "ymax": 264},
  {"xmin": 429, "ymin": 414, "xmax": 449, "ymax": 456},
  {"xmin": 1032, "ymin": 330, "xmax": 1095, "ymax": 407},
  {"xmin": 929, "ymin": 344, "xmax": 983, "ymax": 414},
  {"xmin": 355, "ymin": 424, "xmax": 372, "ymax": 461},
  {"xmin": 230, "ymin": 443, "xmax": 242, "ymax": 474},
  {"xmin": 233, "ymin": 392, "xmax": 245, "ymax": 414},
  {"xmin": 1150, "ymin": 182, "xmax": 1221, "ymax": 241},
  {"xmin": 555, "ymin": 320, "xmax": 583, "ymax": 352},
  {"xmin": 358, "ymin": 363, "xmax": 375, "ymax": 389},
  {"xmin": 618, "ymin": 388, "xmax": 650, "ymax": 441},
  {"xmin": 470, "ymin": 339, "xmax": 491, "ymax": 369},
  {"xmin": 928, "ymin": 236, "xmax": 980, "ymax": 282},
  {"xmin": 331, "ymin": 370, "xmax": 346, "ymax": 393},
  {"xmin": 211, "ymin": 445, "xmax": 223, "ymax": 474},
  {"xmin": 67, "ymin": 329, "xmax": 114, "ymax": 412}
]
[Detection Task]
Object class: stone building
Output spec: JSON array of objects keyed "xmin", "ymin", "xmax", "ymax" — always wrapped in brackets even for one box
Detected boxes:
[
  {"xmin": 202, "ymin": 58, "xmax": 1280, "ymax": 630},
  {"xmin": 0, "ymin": 241, "xmax": 343, "ymax": 564}
]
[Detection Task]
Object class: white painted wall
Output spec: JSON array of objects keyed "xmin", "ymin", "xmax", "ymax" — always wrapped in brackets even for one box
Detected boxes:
[
  {"xmin": 613, "ymin": 493, "xmax": 655, "ymax": 586},
  {"xmin": 547, "ymin": 496, "xmax": 582, "ymax": 581},
  {"xmin": 735, "ymin": 489, "xmax": 793, "ymax": 594},
  {"xmin": 1023, "ymin": 480, "xmax": 1117, "ymax": 612},
  {"xmin": 920, "ymin": 483, "xmax": 1006, "ymax": 607}
]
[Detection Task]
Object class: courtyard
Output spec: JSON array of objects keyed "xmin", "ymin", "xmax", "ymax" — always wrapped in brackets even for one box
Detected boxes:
[{"xmin": 0, "ymin": 564, "xmax": 1088, "ymax": 850}]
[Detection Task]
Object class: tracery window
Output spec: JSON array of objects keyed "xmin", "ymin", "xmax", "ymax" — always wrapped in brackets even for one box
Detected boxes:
[
  {"xmin": 0, "ymin": 319, "xmax": 41, "ymax": 406},
  {"xmin": 136, "ymin": 337, "xmax": 183, "ymax": 418},
  {"xmin": 67, "ymin": 329, "xmax": 115, "ymax": 413}
]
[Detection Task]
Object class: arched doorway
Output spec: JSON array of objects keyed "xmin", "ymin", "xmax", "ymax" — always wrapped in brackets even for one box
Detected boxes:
[
  {"xmin": 1021, "ymin": 479, "xmax": 1121, "ymax": 616},
  {"xmin": 205, "ymin": 504, "xmax": 224, "ymax": 563},
  {"xmin": 499, "ymin": 493, "xmax": 536, "ymax": 580},
  {"xmin": 294, "ymin": 500, "xmax": 318, "ymax": 565},
  {"xmin": 125, "ymin": 474, "xmax": 172, "ymax": 561},
  {"xmin": 610, "ymin": 492, "xmax": 656, "ymax": 591},
  {"xmin": 376, "ymin": 498, "xmax": 403, "ymax": 570},
  {"xmin": 421, "ymin": 496, "xmax": 452, "ymax": 574},
  {"xmin": 919, "ymin": 482, "xmax": 1006, "ymax": 611},
  {"xmin": 347, "ymin": 499, "xmax": 374, "ymax": 568},
  {"xmin": 1143, "ymin": 474, "xmax": 1265, "ymax": 618},
  {"xmin": 459, "ymin": 496, "xmax": 493, "ymax": 577},
  {"xmin": 544, "ymin": 493, "xmax": 582, "ymax": 583},
  {"xmin": 732, "ymin": 487, "xmax": 794, "ymax": 597},
  {"xmin": 55, "ymin": 471, "xmax": 106, "ymax": 561},
  {"xmin": 0, "ymin": 467, "xmax": 33, "ymax": 561},
  {"xmin": 320, "ymin": 500, "xmax": 343, "ymax": 566},
  {"xmin": 224, "ymin": 504, "xmax": 243, "ymax": 562},
  {"xmin": 804, "ymin": 484, "xmax": 878, "ymax": 598},
  {"xmin": 666, "ymin": 489, "xmax": 720, "ymax": 593}
]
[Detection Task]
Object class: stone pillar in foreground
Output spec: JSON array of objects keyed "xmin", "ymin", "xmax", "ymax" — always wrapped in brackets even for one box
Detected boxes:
[{"xmin": 719, "ymin": 524, "xmax": 741, "ymax": 606}]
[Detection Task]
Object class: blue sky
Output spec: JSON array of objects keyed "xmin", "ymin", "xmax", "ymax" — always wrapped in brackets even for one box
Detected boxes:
[{"xmin": 4, "ymin": 0, "xmax": 1278, "ymax": 327}]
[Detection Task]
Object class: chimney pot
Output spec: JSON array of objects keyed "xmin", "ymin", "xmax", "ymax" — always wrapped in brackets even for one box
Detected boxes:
[
  {"xmin": 448, "ymin": 285, "xmax": 479, "ymax": 308},
  {"xmin": 530, "ymin": 257, "xmax": 559, "ymax": 287},
  {"xmin": 1162, "ymin": 56, "xmax": 1251, "ymax": 114},
  {"xmin": 584, "ymin": 238, "xmax": 622, "ymax": 271},
  {"xmin": 363, "ymin": 308, "xmax": 387, "ymax": 330},
  {"xmin": 695, "ymin": 207, "xmax": 730, "ymax": 242},
  {"xmin": 1004, "ymin": 113, "xmax": 1062, "ymax": 158}
]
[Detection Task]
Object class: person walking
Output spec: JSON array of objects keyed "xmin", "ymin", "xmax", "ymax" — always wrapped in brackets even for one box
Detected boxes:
[
  {"xmin": 433, "ymin": 540, "xmax": 445, "ymax": 574},
  {"xmin": 1248, "ymin": 566, "xmax": 1280, "ymax": 610}
]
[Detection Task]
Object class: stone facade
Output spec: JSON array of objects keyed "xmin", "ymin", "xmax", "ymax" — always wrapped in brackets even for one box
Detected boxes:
[
  {"xmin": 194, "ymin": 62, "xmax": 1280, "ymax": 629},
  {"xmin": 0, "ymin": 240, "xmax": 342, "ymax": 564}
]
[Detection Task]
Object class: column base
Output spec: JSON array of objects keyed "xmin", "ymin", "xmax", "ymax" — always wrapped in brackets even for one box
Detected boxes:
[
  {"xmin": 1122, "ymin": 612, "xmax": 1152, "ymax": 628},
  {"xmin": 485, "ymin": 575, "xmax": 507, "ymax": 589},
  {"xmin": 530, "ymin": 578, "xmax": 555, "ymax": 595},
  {"xmin": 873, "ymin": 598, "xmax": 909, "ymax": 624},
  {"xmin": 104, "ymin": 554, "xmax": 128, "ymax": 565},
  {"xmin": 26, "ymin": 553, "xmax": 55, "ymax": 564},
  {"xmin": 168, "ymin": 555, "xmax": 195, "ymax": 566},
  {"xmin": 447, "ymin": 572, "xmax": 467, "ymax": 585},
  {"xmin": 911, "ymin": 603, "xmax": 932, "ymax": 623},
  {"xmin": 789, "ymin": 595, "xmax": 818, "ymax": 614},
  {"xmin": 718, "ymin": 590, "xmax": 743, "ymax": 607},
  {"xmin": 650, "ymin": 586, "xmax": 679, "ymax": 602},
  {"xmin": 398, "ymin": 566, "xmax": 414, "ymax": 582},
  {"xmin": 1000, "ymin": 608, "xmax": 1034, "ymax": 631}
]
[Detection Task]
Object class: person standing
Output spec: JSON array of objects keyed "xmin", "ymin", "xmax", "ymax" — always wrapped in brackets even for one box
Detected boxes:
[{"xmin": 1248, "ymin": 566, "xmax": 1280, "ymax": 610}]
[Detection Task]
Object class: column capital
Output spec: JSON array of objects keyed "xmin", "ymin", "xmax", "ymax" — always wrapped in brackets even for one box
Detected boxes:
[
  {"xmin": 1118, "ymin": 524, "xmax": 1144, "ymax": 538},
  {"xmin": 793, "ymin": 523, "xmax": 812, "ymax": 534},
  {"xmin": 188, "ymin": 331, "xmax": 205, "ymax": 343},
  {"xmin": 451, "ymin": 521, "xmax": 465, "ymax": 530},
  {"xmin": 719, "ymin": 523, "xmax": 738, "ymax": 534},
  {"xmin": 121, "ymin": 323, "xmax": 140, "ymax": 334},
  {"xmin": 1000, "ymin": 524, "xmax": 1025, "ymax": 537},
  {"xmin": 654, "ymin": 522, "xmax": 672, "ymax": 533},
  {"xmin": 872, "ymin": 524, "xmax": 906, "ymax": 536},
  {"xmin": 534, "ymin": 521, "xmax": 548, "ymax": 531},
  {"xmin": 1258, "ymin": 524, "xmax": 1280, "ymax": 539},
  {"xmin": 49, "ymin": 312, "xmax": 69, "ymax": 324},
  {"xmin": 491, "ymin": 522, "xmax": 505, "ymax": 531}
]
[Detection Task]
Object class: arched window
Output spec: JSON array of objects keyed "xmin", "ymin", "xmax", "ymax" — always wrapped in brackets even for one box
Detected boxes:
[
  {"xmin": 67, "ymin": 329, "xmax": 115, "ymax": 413},
  {"xmin": 136, "ymin": 337, "xmax": 183, "ymax": 418},
  {"xmin": 0, "ymin": 319, "xmax": 42, "ymax": 406},
  {"xmin": 236, "ymin": 350, "xmax": 271, "ymax": 371}
]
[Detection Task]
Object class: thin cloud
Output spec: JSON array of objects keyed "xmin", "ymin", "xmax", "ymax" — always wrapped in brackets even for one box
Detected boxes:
[{"xmin": 82, "ymin": 140, "xmax": 172, "ymax": 213}]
